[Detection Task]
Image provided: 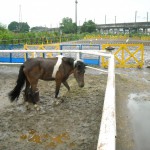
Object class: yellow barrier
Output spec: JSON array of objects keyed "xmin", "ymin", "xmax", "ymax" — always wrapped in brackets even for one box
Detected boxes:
[
  {"xmin": 84, "ymin": 35, "xmax": 129, "ymax": 40},
  {"xmin": 102, "ymin": 44, "xmax": 144, "ymax": 68},
  {"xmin": 24, "ymin": 44, "xmax": 35, "ymax": 60},
  {"xmin": 23, "ymin": 43, "xmax": 60, "ymax": 61}
]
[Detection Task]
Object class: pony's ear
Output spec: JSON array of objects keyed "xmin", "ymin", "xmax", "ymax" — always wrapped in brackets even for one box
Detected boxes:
[{"xmin": 62, "ymin": 57, "xmax": 74, "ymax": 66}]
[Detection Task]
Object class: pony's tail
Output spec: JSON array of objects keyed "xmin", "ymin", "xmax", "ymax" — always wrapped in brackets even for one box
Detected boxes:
[{"xmin": 8, "ymin": 65, "xmax": 26, "ymax": 102}]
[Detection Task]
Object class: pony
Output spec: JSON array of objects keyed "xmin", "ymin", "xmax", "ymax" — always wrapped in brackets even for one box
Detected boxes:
[{"xmin": 8, "ymin": 55, "xmax": 86, "ymax": 107}]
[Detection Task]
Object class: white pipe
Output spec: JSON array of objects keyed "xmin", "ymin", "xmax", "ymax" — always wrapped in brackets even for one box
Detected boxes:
[
  {"xmin": 97, "ymin": 55, "xmax": 116, "ymax": 150},
  {"xmin": 86, "ymin": 66, "xmax": 108, "ymax": 73},
  {"xmin": 0, "ymin": 63, "xmax": 22, "ymax": 65},
  {"xmin": 0, "ymin": 50, "xmax": 111, "ymax": 57},
  {"xmin": 76, "ymin": 52, "xmax": 80, "ymax": 59}
]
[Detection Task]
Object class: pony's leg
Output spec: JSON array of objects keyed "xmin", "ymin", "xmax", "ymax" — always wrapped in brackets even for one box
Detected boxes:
[
  {"xmin": 31, "ymin": 82, "xmax": 39, "ymax": 104},
  {"xmin": 24, "ymin": 79, "xmax": 30, "ymax": 101},
  {"xmin": 25, "ymin": 76, "xmax": 38, "ymax": 103},
  {"xmin": 31, "ymin": 83, "xmax": 40, "ymax": 111},
  {"xmin": 55, "ymin": 80, "xmax": 61, "ymax": 98},
  {"xmin": 22, "ymin": 79, "xmax": 30, "ymax": 109},
  {"xmin": 26, "ymin": 77, "xmax": 40, "ymax": 110},
  {"xmin": 52, "ymin": 80, "xmax": 65, "ymax": 106},
  {"xmin": 63, "ymin": 81, "xmax": 70, "ymax": 91}
]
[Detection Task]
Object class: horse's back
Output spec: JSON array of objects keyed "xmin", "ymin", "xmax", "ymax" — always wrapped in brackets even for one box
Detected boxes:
[
  {"xmin": 24, "ymin": 57, "xmax": 57, "ymax": 68},
  {"xmin": 23, "ymin": 57, "xmax": 58, "ymax": 80}
]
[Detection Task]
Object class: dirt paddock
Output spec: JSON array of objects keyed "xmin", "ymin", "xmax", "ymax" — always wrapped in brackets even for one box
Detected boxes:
[
  {"xmin": 0, "ymin": 40, "xmax": 150, "ymax": 150},
  {"xmin": 0, "ymin": 65, "xmax": 150, "ymax": 150},
  {"xmin": 0, "ymin": 65, "xmax": 107, "ymax": 150}
]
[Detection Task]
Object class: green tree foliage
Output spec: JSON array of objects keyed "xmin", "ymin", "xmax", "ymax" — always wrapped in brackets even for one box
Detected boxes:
[
  {"xmin": 0, "ymin": 23, "xmax": 7, "ymax": 32},
  {"xmin": 30, "ymin": 26, "xmax": 50, "ymax": 32},
  {"xmin": 19, "ymin": 22, "xmax": 30, "ymax": 33},
  {"xmin": 8, "ymin": 21, "xmax": 30, "ymax": 33},
  {"xmin": 80, "ymin": 20, "xmax": 96, "ymax": 33},
  {"xmin": 60, "ymin": 17, "xmax": 77, "ymax": 34},
  {"xmin": 8, "ymin": 21, "xmax": 19, "ymax": 32}
]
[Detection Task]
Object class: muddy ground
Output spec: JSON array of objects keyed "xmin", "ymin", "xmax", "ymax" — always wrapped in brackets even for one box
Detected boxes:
[
  {"xmin": 1, "ymin": 65, "xmax": 150, "ymax": 150},
  {"xmin": 0, "ymin": 40, "xmax": 150, "ymax": 150},
  {"xmin": 0, "ymin": 66, "xmax": 107, "ymax": 150},
  {"xmin": 115, "ymin": 67, "xmax": 150, "ymax": 150}
]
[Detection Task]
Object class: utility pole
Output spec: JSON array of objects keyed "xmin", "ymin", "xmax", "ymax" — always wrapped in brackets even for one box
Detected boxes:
[
  {"xmin": 135, "ymin": 11, "xmax": 137, "ymax": 23},
  {"xmin": 75, "ymin": 0, "xmax": 78, "ymax": 33},
  {"xmin": 19, "ymin": 5, "xmax": 22, "ymax": 23},
  {"xmin": 19, "ymin": 4, "xmax": 22, "ymax": 32}
]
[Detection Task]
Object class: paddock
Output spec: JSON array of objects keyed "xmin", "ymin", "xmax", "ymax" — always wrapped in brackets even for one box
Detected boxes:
[
  {"xmin": 0, "ymin": 65, "xmax": 107, "ymax": 150},
  {"xmin": 0, "ymin": 49, "xmax": 116, "ymax": 150},
  {"xmin": 0, "ymin": 42, "xmax": 150, "ymax": 150}
]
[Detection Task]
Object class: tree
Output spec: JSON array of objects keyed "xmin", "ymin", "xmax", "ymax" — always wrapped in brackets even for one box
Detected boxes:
[
  {"xmin": 80, "ymin": 20, "xmax": 96, "ymax": 33},
  {"xmin": 30, "ymin": 26, "xmax": 49, "ymax": 32},
  {"xmin": 8, "ymin": 21, "xmax": 30, "ymax": 33},
  {"xmin": 19, "ymin": 22, "xmax": 30, "ymax": 33},
  {"xmin": 60, "ymin": 17, "xmax": 77, "ymax": 34},
  {"xmin": 0, "ymin": 23, "xmax": 7, "ymax": 32},
  {"xmin": 8, "ymin": 21, "xmax": 19, "ymax": 32}
]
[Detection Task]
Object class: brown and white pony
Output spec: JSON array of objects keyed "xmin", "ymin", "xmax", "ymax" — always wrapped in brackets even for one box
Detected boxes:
[{"xmin": 8, "ymin": 55, "xmax": 86, "ymax": 105}]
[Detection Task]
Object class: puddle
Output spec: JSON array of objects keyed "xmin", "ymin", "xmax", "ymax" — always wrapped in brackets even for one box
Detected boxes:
[{"xmin": 128, "ymin": 92, "xmax": 150, "ymax": 150}]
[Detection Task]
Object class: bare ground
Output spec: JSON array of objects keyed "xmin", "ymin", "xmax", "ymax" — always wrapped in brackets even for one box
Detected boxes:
[
  {"xmin": 0, "ymin": 40, "xmax": 150, "ymax": 150},
  {"xmin": 0, "ymin": 66, "xmax": 107, "ymax": 150},
  {"xmin": 115, "ymin": 66, "xmax": 150, "ymax": 150},
  {"xmin": 1, "ymin": 66, "xmax": 150, "ymax": 150}
]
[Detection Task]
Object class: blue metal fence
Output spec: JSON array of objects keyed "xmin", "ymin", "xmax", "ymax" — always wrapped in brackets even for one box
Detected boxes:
[
  {"xmin": 0, "ymin": 44, "xmax": 24, "ymax": 63},
  {"xmin": 60, "ymin": 44, "xmax": 101, "ymax": 65},
  {"xmin": 0, "ymin": 44, "xmax": 101, "ymax": 65}
]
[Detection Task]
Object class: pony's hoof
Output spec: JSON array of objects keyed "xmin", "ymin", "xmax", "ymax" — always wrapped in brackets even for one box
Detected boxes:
[
  {"xmin": 52, "ymin": 99, "xmax": 64, "ymax": 106},
  {"xmin": 25, "ymin": 102, "xmax": 30, "ymax": 110},
  {"xmin": 34, "ymin": 104, "xmax": 40, "ymax": 111},
  {"xmin": 56, "ymin": 101, "xmax": 60, "ymax": 105}
]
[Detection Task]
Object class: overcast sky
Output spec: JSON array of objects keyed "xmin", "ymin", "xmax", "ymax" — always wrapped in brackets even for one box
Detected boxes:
[{"xmin": 0, "ymin": 0, "xmax": 150, "ymax": 28}]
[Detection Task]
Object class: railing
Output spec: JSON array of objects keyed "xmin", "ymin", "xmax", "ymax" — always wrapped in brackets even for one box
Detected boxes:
[
  {"xmin": 97, "ymin": 55, "xmax": 116, "ymax": 150},
  {"xmin": 0, "ymin": 49, "xmax": 116, "ymax": 150}
]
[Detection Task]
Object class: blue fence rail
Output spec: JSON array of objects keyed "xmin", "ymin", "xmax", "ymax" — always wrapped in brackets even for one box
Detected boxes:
[
  {"xmin": 0, "ymin": 44, "xmax": 101, "ymax": 65},
  {"xmin": 0, "ymin": 44, "xmax": 24, "ymax": 63},
  {"xmin": 60, "ymin": 44, "xmax": 101, "ymax": 65}
]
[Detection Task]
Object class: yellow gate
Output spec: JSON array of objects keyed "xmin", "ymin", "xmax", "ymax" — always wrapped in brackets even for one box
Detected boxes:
[
  {"xmin": 24, "ymin": 43, "xmax": 60, "ymax": 61},
  {"xmin": 102, "ymin": 44, "xmax": 144, "ymax": 68}
]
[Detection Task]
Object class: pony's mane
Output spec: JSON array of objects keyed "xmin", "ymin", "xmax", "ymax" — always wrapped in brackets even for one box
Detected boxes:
[
  {"xmin": 74, "ymin": 59, "xmax": 83, "ymax": 67},
  {"xmin": 74, "ymin": 59, "xmax": 86, "ymax": 72}
]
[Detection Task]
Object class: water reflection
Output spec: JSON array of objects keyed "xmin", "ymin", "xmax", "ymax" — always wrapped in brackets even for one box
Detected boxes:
[{"xmin": 128, "ymin": 92, "xmax": 150, "ymax": 150}]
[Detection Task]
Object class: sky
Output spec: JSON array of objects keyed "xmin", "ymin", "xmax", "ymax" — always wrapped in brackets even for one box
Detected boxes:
[{"xmin": 0, "ymin": 0, "xmax": 150, "ymax": 28}]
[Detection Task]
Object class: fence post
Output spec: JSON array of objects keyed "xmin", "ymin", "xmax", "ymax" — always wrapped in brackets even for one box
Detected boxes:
[
  {"xmin": 98, "ymin": 45, "xmax": 101, "ymax": 66},
  {"xmin": 60, "ymin": 44, "xmax": 63, "ymax": 55},
  {"xmin": 76, "ymin": 52, "xmax": 80, "ymax": 60},
  {"xmin": 97, "ymin": 54, "xmax": 116, "ymax": 150},
  {"xmin": 9, "ymin": 44, "xmax": 13, "ymax": 63}
]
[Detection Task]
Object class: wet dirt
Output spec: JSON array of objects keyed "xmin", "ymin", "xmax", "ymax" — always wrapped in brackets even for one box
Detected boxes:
[
  {"xmin": 1, "ymin": 66, "xmax": 149, "ymax": 150},
  {"xmin": 0, "ymin": 65, "xmax": 107, "ymax": 150},
  {"xmin": 0, "ymin": 40, "xmax": 150, "ymax": 150},
  {"xmin": 115, "ymin": 67, "xmax": 150, "ymax": 150},
  {"xmin": 128, "ymin": 92, "xmax": 150, "ymax": 150}
]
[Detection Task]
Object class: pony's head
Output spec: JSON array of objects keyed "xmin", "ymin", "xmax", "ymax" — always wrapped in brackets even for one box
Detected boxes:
[
  {"xmin": 62, "ymin": 57, "xmax": 86, "ymax": 88},
  {"xmin": 73, "ymin": 59, "xmax": 86, "ymax": 88}
]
